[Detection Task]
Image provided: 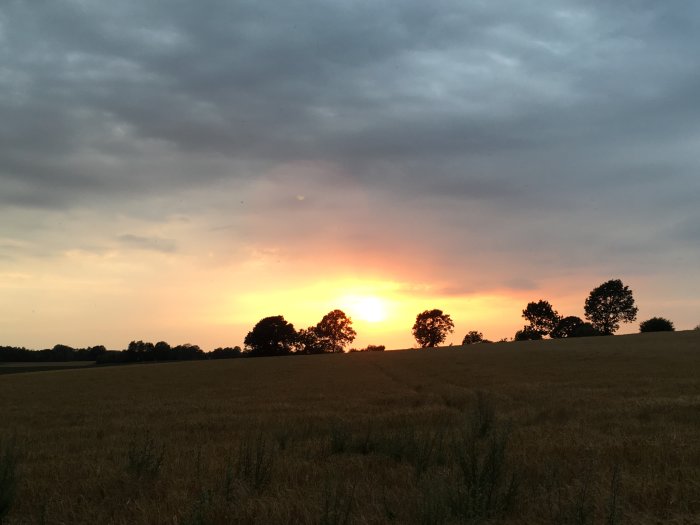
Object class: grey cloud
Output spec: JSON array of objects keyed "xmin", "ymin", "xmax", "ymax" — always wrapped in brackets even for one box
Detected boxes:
[
  {"xmin": 117, "ymin": 234, "xmax": 177, "ymax": 253},
  {"xmin": 1, "ymin": 0, "xmax": 700, "ymax": 292}
]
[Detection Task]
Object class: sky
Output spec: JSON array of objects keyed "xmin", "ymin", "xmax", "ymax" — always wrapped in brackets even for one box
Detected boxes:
[{"xmin": 1, "ymin": 1, "xmax": 699, "ymax": 351}]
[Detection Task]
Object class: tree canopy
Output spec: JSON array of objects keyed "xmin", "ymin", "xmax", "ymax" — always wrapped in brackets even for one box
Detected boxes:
[
  {"xmin": 522, "ymin": 300, "xmax": 560, "ymax": 337},
  {"xmin": 412, "ymin": 309, "xmax": 454, "ymax": 348},
  {"xmin": 244, "ymin": 315, "xmax": 297, "ymax": 357},
  {"xmin": 462, "ymin": 331, "xmax": 484, "ymax": 345},
  {"xmin": 584, "ymin": 279, "xmax": 638, "ymax": 335},
  {"xmin": 550, "ymin": 316, "xmax": 584, "ymax": 339},
  {"xmin": 639, "ymin": 317, "xmax": 674, "ymax": 333},
  {"xmin": 514, "ymin": 326, "xmax": 543, "ymax": 341},
  {"xmin": 314, "ymin": 309, "xmax": 356, "ymax": 353}
]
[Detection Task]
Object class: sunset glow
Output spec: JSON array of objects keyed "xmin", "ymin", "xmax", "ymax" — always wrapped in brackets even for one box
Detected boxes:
[{"xmin": 341, "ymin": 295, "xmax": 388, "ymax": 323}]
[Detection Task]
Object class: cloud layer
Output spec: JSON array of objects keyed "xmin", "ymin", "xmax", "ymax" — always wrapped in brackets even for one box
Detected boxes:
[{"xmin": 2, "ymin": 1, "xmax": 699, "ymax": 348}]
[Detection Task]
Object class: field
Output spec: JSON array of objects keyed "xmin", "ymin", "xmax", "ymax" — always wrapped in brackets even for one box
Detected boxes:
[
  {"xmin": 1, "ymin": 331, "xmax": 699, "ymax": 524},
  {"xmin": 0, "ymin": 362, "xmax": 95, "ymax": 376}
]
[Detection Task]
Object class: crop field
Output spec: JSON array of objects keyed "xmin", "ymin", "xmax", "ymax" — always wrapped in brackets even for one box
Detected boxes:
[
  {"xmin": 1, "ymin": 331, "xmax": 699, "ymax": 524},
  {"xmin": 0, "ymin": 362, "xmax": 95, "ymax": 376}
]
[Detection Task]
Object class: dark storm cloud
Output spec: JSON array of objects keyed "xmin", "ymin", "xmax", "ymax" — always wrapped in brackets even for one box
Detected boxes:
[{"xmin": 2, "ymin": 0, "xmax": 700, "ymax": 288}]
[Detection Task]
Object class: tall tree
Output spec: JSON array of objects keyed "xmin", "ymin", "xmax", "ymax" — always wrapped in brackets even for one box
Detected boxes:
[
  {"xmin": 244, "ymin": 315, "xmax": 297, "ymax": 357},
  {"xmin": 522, "ymin": 300, "xmax": 560, "ymax": 337},
  {"xmin": 584, "ymin": 279, "xmax": 638, "ymax": 335},
  {"xmin": 315, "ymin": 310, "xmax": 357, "ymax": 353},
  {"xmin": 412, "ymin": 309, "xmax": 454, "ymax": 348}
]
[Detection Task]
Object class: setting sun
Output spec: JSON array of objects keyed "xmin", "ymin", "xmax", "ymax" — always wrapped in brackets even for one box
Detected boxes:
[{"xmin": 342, "ymin": 295, "xmax": 388, "ymax": 323}]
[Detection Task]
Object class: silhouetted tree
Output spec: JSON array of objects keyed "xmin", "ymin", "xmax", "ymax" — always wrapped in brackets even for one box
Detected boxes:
[
  {"xmin": 573, "ymin": 322, "xmax": 601, "ymax": 337},
  {"xmin": 171, "ymin": 344, "xmax": 204, "ymax": 360},
  {"xmin": 462, "ymin": 331, "xmax": 484, "ymax": 345},
  {"xmin": 87, "ymin": 345, "xmax": 107, "ymax": 360},
  {"xmin": 244, "ymin": 316, "xmax": 297, "ymax": 357},
  {"xmin": 209, "ymin": 346, "xmax": 242, "ymax": 359},
  {"xmin": 639, "ymin": 317, "xmax": 675, "ymax": 333},
  {"xmin": 127, "ymin": 340, "xmax": 155, "ymax": 361},
  {"xmin": 412, "ymin": 309, "xmax": 454, "ymax": 348},
  {"xmin": 51, "ymin": 344, "xmax": 75, "ymax": 361},
  {"xmin": 349, "ymin": 344, "xmax": 386, "ymax": 352},
  {"xmin": 315, "ymin": 310, "xmax": 357, "ymax": 353},
  {"xmin": 584, "ymin": 279, "xmax": 638, "ymax": 335},
  {"xmin": 153, "ymin": 341, "xmax": 171, "ymax": 360},
  {"xmin": 522, "ymin": 300, "xmax": 560, "ymax": 337},
  {"xmin": 294, "ymin": 327, "xmax": 326, "ymax": 354},
  {"xmin": 514, "ymin": 326, "xmax": 543, "ymax": 341},
  {"xmin": 550, "ymin": 316, "xmax": 584, "ymax": 339}
]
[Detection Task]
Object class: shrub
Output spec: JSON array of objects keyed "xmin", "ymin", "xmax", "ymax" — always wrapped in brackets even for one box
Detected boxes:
[
  {"xmin": 514, "ymin": 327, "xmax": 542, "ymax": 341},
  {"xmin": 462, "ymin": 331, "xmax": 484, "ymax": 345},
  {"xmin": 551, "ymin": 316, "xmax": 584, "ymax": 339},
  {"xmin": 572, "ymin": 322, "xmax": 601, "ymax": 338},
  {"xmin": 639, "ymin": 317, "xmax": 675, "ymax": 333}
]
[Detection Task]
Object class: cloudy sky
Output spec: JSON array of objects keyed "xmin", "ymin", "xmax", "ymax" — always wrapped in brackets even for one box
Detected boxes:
[{"xmin": 1, "ymin": 1, "xmax": 699, "ymax": 350}]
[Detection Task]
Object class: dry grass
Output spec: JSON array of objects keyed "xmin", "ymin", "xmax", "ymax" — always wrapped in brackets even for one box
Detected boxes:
[{"xmin": 1, "ymin": 331, "xmax": 699, "ymax": 524}]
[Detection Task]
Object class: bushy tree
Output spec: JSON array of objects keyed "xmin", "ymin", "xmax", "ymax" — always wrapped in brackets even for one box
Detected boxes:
[
  {"xmin": 294, "ymin": 327, "xmax": 326, "ymax": 355},
  {"xmin": 462, "ymin": 331, "xmax": 484, "ymax": 345},
  {"xmin": 575, "ymin": 322, "xmax": 601, "ymax": 337},
  {"xmin": 550, "ymin": 316, "xmax": 584, "ymax": 339},
  {"xmin": 412, "ymin": 309, "xmax": 454, "ymax": 348},
  {"xmin": 584, "ymin": 279, "xmax": 638, "ymax": 335},
  {"xmin": 244, "ymin": 316, "xmax": 297, "ymax": 357},
  {"xmin": 153, "ymin": 341, "xmax": 171, "ymax": 360},
  {"xmin": 522, "ymin": 300, "xmax": 560, "ymax": 337},
  {"xmin": 514, "ymin": 326, "xmax": 542, "ymax": 341},
  {"xmin": 639, "ymin": 317, "xmax": 675, "ymax": 333},
  {"xmin": 315, "ymin": 310, "xmax": 357, "ymax": 353},
  {"xmin": 126, "ymin": 340, "xmax": 155, "ymax": 361}
]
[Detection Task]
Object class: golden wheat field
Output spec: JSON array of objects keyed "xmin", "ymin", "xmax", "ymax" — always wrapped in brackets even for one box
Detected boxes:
[{"xmin": 1, "ymin": 331, "xmax": 700, "ymax": 524}]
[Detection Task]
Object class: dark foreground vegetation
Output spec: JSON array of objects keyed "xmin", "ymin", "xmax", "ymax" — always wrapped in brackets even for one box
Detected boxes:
[{"xmin": 1, "ymin": 331, "xmax": 699, "ymax": 524}]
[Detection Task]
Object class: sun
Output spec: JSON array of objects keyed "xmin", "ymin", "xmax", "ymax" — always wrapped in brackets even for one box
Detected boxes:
[{"xmin": 343, "ymin": 295, "xmax": 388, "ymax": 323}]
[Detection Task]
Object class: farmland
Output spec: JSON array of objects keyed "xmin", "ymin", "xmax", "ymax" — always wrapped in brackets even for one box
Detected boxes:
[{"xmin": 1, "ymin": 331, "xmax": 699, "ymax": 524}]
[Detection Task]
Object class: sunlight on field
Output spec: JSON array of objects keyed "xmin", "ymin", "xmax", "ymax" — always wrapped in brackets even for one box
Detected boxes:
[{"xmin": 1, "ymin": 332, "xmax": 699, "ymax": 524}]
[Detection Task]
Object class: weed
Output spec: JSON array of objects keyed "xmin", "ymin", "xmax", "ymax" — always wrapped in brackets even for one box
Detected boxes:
[
  {"xmin": 416, "ymin": 475, "xmax": 450, "ymax": 525},
  {"xmin": 471, "ymin": 390, "xmax": 496, "ymax": 438},
  {"xmin": 181, "ymin": 489, "xmax": 214, "ymax": 525},
  {"xmin": 236, "ymin": 431, "xmax": 275, "ymax": 491},
  {"xmin": 451, "ymin": 425, "xmax": 519, "ymax": 521},
  {"xmin": 606, "ymin": 465, "xmax": 622, "ymax": 525},
  {"xmin": 330, "ymin": 421, "xmax": 351, "ymax": 454},
  {"xmin": 0, "ymin": 437, "xmax": 18, "ymax": 524},
  {"xmin": 126, "ymin": 431, "xmax": 165, "ymax": 479},
  {"xmin": 320, "ymin": 477, "xmax": 355, "ymax": 525}
]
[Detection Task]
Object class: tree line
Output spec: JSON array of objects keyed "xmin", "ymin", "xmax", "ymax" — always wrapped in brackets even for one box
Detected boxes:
[
  {"xmin": 0, "ymin": 278, "xmax": 685, "ymax": 363},
  {"xmin": 448, "ymin": 278, "xmax": 675, "ymax": 347}
]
